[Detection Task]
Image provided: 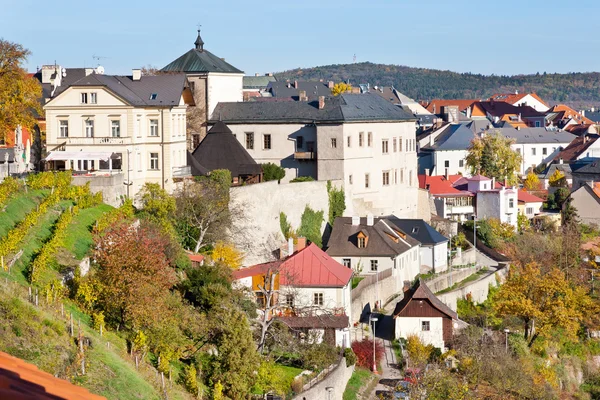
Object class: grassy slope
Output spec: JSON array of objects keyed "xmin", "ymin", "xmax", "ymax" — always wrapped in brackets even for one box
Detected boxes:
[
  {"xmin": 343, "ymin": 367, "xmax": 374, "ymax": 400},
  {"xmin": 62, "ymin": 203, "xmax": 113, "ymax": 259},
  {"xmin": 0, "ymin": 189, "xmax": 48, "ymax": 239}
]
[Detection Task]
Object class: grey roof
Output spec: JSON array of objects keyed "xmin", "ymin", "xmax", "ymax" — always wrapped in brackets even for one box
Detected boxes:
[
  {"xmin": 325, "ymin": 217, "xmax": 420, "ymax": 257},
  {"xmin": 422, "ymin": 124, "xmax": 476, "ymax": 151},
  {"xmin": 268, "ymin": 80, "xmax": 332, "ymax": 98},
  {"xmin": 467, "ymin": 119, "xmax": 492, "ymax": 134},
  {"xmin": 211, "ymin": 93, "xmax": 416, "ymax": 124},
  {"xmin": 0, "ymin": 148, "xmax": 17, "ymax": 163},
  {"xmin": 49, "ymin": 73, "xmax": 189, "ymax": 107},
  {"xmin": 33, "ymin": 67, "xmax": 90, "ymax": 113},
  {"xmin": 385, "ymin": 217, "xmax": 448, "ymax": 246},
  {"xmin": 585, "ymin": 111, "xmax": 600, "ymax": 124},
  {"xmin": 161, "ymin": 34, "xmax": 243, "ymax": 74},
  {"xmin": 542, "ymin": 163, "xmax": 572, "ymax": 179},
  {"xmin": 491, "ymin": 127, "xmax": 576, "ymax": 144},
  {"xmin": 243, "ymin": 75, "xmax": 276, "ymax": 89},
  {"xmin": 190, "ymin": 121, "xmax": 261, "ymax": 177},
  {"xmin": 571, "ymin": 158, "xmax": 600, "ymax": 175}
]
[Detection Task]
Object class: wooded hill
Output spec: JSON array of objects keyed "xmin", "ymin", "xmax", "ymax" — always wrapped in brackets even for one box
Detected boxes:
[{"xmin": 275, "ymin": 62, "xmax": 600, "ymax": 108}]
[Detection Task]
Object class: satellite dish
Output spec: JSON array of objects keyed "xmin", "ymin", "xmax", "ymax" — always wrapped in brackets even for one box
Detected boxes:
[
  {"xmin": 61, "ymin": 67, "xmax": 67, "ymax": 77},
  {"xmin": 96, "ymin": 66, "xmax": 105, "ymax": 75}
]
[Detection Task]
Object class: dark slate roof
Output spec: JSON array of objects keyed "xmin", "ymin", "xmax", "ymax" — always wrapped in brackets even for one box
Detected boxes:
[
  {"xmin": 190, "ymin": 121, "xmax": 261, "ymax": 177},
  {"xmin": 586, "ymin": 111, "xmax": 600, "ymax": 124},
  {"xmin": 422, "ymin": 124, "xmax": 476, "ymax": 151},
  {"xmin": 211, "ymin": 93, "xmax": 416, "ymax": 124},
  {"xmin": 33, "ymin": 68, "xmax": 89, "ymax": 100},
  {"xmin": 385, "ymin": 217, "xmax": 448, "ymax": 246},
  {"xmin": 49, "ymin": 73, "xmax": 189, "ymax": 107},
  {"xmin": 325, "ymin": 217, "xmax": 420, "ymax": 257},
  {"xmin": 267, "ymin": 80, "xmax": 332, "ymax": 98},
  {"xmin": 542, "ymin": 163, "xmax": 572, "ymax": 179},
  {"xmin": 186, "ymin": 151, "xmax": 209, "ymax": 176},
  {"xmin": 161, "ymin": 47, "xmax": 243, "ymax": 74},
  {"xmin": 393, "ymin": 279, "xmax": 458, "ymax": 320},
  {"xmin": 571, "ymin": 158, "xmax": 600, "ymax": 174},
  {"xmin": 243, "ymin": 75, "xmax": 276, "ymax": 89},
  {"xmin": 477, "ymin": 101, "xmax": 545, "ymax": 118},
  {"xmin": 491, "ymin": 127, "xmax": 576, "ymax": 144},
  {"xmin": 554, "ymin": 134, "xmax": 600, "ymax": 162}
]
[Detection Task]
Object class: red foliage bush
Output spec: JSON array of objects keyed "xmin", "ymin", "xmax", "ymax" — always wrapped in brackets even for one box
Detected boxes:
[{"xmin": 351, "ymin": 338, "xmax": 384, "ymax": 369}]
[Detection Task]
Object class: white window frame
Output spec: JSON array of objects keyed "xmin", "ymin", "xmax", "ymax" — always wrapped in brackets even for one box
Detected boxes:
[
  {"xmin": 313, "ymin": 293, "xmax": 324, "ymax": 306},
  {"xmin": 149, "ymin": 119, "xmax": 159, "ymax": 137},
  {"xmin": 80, "ymin": 93, "xmax": 88, "ymax": 104},
  {"xmin": 370, "ymin": 260, "xmax": 378, "ymax": 271},
  {"xmin": 263, "ymin": 134, "xmax": 272, "ymax": 150},
  {"xmin": 90, "ymin": 92, "xmax": 97, "ymax": 104},
  {"xmin": 111, "ymin": 120, "xmax": 120, "ymax": 138},
  {"xmin": 149, "ymin": 152, "xmax": 159, "ymax": 170},
  {"xmin": 422, "ymin": 321, "xmax": 430, "ymax": 331},
  {"xmin": 343, "ymin": 258, "xmax": 351, "ymax": 268},
  {"xmin": 365, "ymin": 173, "xmax": 370, "ymax": 188},
  {"xmin": 382, "ymin": 139, "xmax": 389, "ymax": 154},
  {"xmin": 84, "ymin": 119, "xmax": 94, "ymax": 138},
  {"xmin": 382, "ymin": 171, "xmax": 390, "ymax": 186},
  {"xmin": 59, "ymin": 120, "xmax": 69, "ymax": 138}
]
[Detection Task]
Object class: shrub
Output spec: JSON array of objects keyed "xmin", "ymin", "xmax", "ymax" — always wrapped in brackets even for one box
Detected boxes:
[
  {"xmin": 290, "ymin": 176, "xmax": 315, "ymax": 183},
  {"xmin": 0, "ymin": 177, "xmax": 20, "ymax": 206},
  {"xmin": 351, "ymin": 339, "xmax": 384, "ymax": 369},
  {"xmin": 183, "ymin": 364, "xmax": 199, "ymax": 396},
  {"xmin": 279, "ymin": 212, "xmax": 294, "ymax": 240},
  {"xmin": 209, "ymin": 169, "xmax": 232, "ymax": 189},
  {"xmin": 406, "ymin": 335, "xmax": 433, "ymax": 367},
  {"xmin": 297, "ymin": 205, "xmax": 324, "ymax": 247},
  {"xmin": 327, "ymin": 181, "xmax": 346, "ymax": 225},
  {"xmin": 91, "ymin": 311, "xmax": 105, "ymax": 331},
  {"xmin": 262, "ymin": 163, "xmax": 285, "ymax": 182},
  {"xmin": 291, "ymin": 378, "xmax": 303, "ymax": 394},
  {"xmin": 344, "ymin": 347, "xmax": 357, "ymax": 366},
  {"xmin": 301, "ymin": 342, "xmax": 338, "ymax": 371}
]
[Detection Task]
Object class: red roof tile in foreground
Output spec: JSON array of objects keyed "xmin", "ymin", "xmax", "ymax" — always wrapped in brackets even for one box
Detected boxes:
[
  {"xmin": 186, "ymin": 252, "xmax": 205, "ymax": 263},
  {"xmin": 233, "ymin": 243, "xmax": 352, "ymax": 287},
  {"xmin": 0, "ymin": 351, "xmax": 106, "ymax": 400},
  {"xmin": 517, "ymin": 189, "xmax": 544, "ymax": 204},
  {"xmin": 419, "ymin": 174, "xmax": 469, "ymax": 196}
]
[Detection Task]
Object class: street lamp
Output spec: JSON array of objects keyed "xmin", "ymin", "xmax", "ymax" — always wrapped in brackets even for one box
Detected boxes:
[
  {"xmin": 326, "ymin": 386, "xmax": 334, "ymax": 400},
  {"xmin": 370, "ymin": 315, "xmax": 379, "ymax": 373},
  {"xmin": 504, "ymin": 328, "xmax": 510, "ymax": 352}
]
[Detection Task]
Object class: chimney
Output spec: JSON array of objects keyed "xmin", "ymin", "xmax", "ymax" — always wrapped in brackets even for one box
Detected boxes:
[
  {"xmin": 266, "ymin": 72, "xmax": 273, "ymax": 77},
  {"xmin": 425, "ymin": 168, "xmax": 430, "ymax": 176},
  {"xmin": 503, "ymin": 178, "xmax": 508, "ymax": 188},
  {"xmin": 85, "ymin": 68, "xmax": 94, "ymax": 76},
  {"xmin": 466, "ymin": 106, "xmax": 472, "ymax": 119},
  {"xmin": 299, "ymin": 90, "xmax": 307, "ymax": 101},
  {"xmin": 296, "ymin": 237, "xmax": 307, "ymax": 251},
  {"xmin": 132, "ymin": 69, "xmax": 142, "ymax": 81},
  {"xmin": 318, "ymin": 96, "xmax": 325, "ymax": 110},
  {"xmin": 294, "ymin": 80, "xmax": 298, "ymax": 89},
  {"xmin": 255, "ymin": 73, "xmax": 260, "ymax": 77},
  {"xmin": 491, "ymin": 177, "xmax": 495, "ymax": 189},
  {"xmin": 328, "ymin": 81, "xmax": 334, "ymax": 89},
  {"xmin": 366, "ymin": 214, "xmax": 374, "ymax": 226},
  {"xmin": 429, "ymin": 134, "xmax": 434, "ymax": 146},
  {"xmin": 288, "ymin": 237, "xmax": 294, "ymax": 256},
  {"xmin": 444, "ymin": 168, "xmax": 449, "ymax": 180},
  {"xmin": 351, "ymin": 216, "xmax": 360, "ymax": 226},
  {"xmin": 559, "ymin": 157, "xmax": 564, "ymax": 164},
  {"xmin": 403, "ymin": 280, "xmax": 411, "ymax": 293}
]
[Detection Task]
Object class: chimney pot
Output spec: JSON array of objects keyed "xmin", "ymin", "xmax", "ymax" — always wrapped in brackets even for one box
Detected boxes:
[
  {"xmin": 425, "ymin": 168, "xmax": 430, "ymax": 176},
  {"xmin": 288, "ymin": 237, "xmax": 294, "ymax": 256},
  {"xmin": 367, "ymin": 214, "xmax": 374, "ymax": 226},
  {"xmin": 294, "ymin": 80, "xmax": 298, "ymax": 89},
  {"xmin": 132, "ymin": 69, "xmax": 142, "ymax": 81},
  {"xmin": 318, "ymin": 96, "xmax": 325, "ymax": 110},
  {"xmin": 296, "ymin": 237, "xmax": 307, "ymax": 251},
  {"xmin": 351, "ymin": 216, "xmax": 360, "ymax": 226}
]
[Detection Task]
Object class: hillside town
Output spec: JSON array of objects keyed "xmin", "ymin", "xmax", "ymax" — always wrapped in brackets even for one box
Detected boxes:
[{"xmin": 3, "ymin": 25, "xmax": 600, "ymax": 400}]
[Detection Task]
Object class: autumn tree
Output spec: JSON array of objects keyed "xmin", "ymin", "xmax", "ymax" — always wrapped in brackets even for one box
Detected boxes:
[
  {"xmin": 136, "ymin": 183, "xmax": 176, "ymax": 231},
  {"xmin": 548, "ymin": 169, "xmax": 567, "ymax": 188},
  {"xmin": 0, "ymin": 40, "xmax": 42, "ymax": 145},
  {"xmin": 523, "ymin": 171, "xmax": 541, "ymax": 191},
  {"xmin": 331, "ymin": 82, "xmax": 352, "ymax": 96},
  {"xmin": 210, "ymin": 241, "xmax": 243, "ymax": 269},
  {"xmin": 93, "ymin": 221, "xmax": 178, "ymax": 329},
  {"xmin": 465, "ymin": 132, "xmax": 522, "ymax": 185}
]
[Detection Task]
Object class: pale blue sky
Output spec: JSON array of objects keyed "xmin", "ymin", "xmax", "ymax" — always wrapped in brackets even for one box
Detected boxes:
[{"xmin": 3, "ymin": 0, "xmax": 599, "ymax": 76}]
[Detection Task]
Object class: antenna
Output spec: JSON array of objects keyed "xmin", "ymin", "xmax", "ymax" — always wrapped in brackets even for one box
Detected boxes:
[
  {"xmin": 92, "ymin": 54, "xmax": 109, "ymax": 66},
  {"xmin": 353, "ymin": 54, "xmax": 357, "ymax": 63}
]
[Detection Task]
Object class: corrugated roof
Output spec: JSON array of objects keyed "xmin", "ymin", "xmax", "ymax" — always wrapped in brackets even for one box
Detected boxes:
[{"xmin": 243, "ymin": 75, "xmax": 276, "ymax": 89}]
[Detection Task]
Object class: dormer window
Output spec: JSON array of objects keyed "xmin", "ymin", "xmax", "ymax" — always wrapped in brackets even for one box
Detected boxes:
[
  {"xmin": 357, "ymin": 231, "xmax": 368, "ymax": 248},
  {"xmin": 149, "ymin": 93, "xmax": 158, "ymax": 100}
]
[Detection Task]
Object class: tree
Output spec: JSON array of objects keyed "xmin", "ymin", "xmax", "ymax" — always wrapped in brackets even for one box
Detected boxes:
[
  {"xmin": 327, "ymin": 181, "xmax": 346, "ymax": 225},
  {"xmin": 210, "ymin": 241, "xmax": 243, "ymax": 269},
  {"xmin": 262, "ymin": 163, "xmax": 285, "ymax": 182},
  {"xmin": 0, "ymin": 40, "xmax": 42, "ymax": 145},
  {"xmin": 297, "ymin": 205, "xmax": 324, "ymax": 247},
  {"xmin": 93, "ymin": 221, "xmax": 177, "ymax": 329},
  {"xmin": 179, "ymin": 262, "xmax": 233, "ymax": 313},
  {"xmin": 465, "ymin": 132, "xmax": 522, "ymax": 185},
  {"xmin": 174, "ymin": 179, "xmax": 231, "ymax": 253},
  {"xmin": 331, "ymin": 82, "xmax": 352, "ymax": 96},
  {"xmin": 523, "ymin": 171, "xmax": 540, "ymax": 191},
  {"xmin": 548, "ymin": 169, "xmax": 567, "ymax": 188},
  {"xmin": 136, "ymin": 183, "xmax": 176, "ymax": 231}
]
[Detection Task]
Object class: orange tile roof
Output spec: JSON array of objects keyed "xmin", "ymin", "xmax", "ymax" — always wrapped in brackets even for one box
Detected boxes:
[
  {"xmin": 418, "ymin": 174, "xmax": 471, "ymax": 196},
  {"xmin": 490, "ymin": 92, "xmax": 548, "ymax": 108},
  {"xmin": 548, "ymin": 104, "xmax": 595, "ymax": 125},
  {"xmin": 517, "ymin": 189, "xmax": 544, "ymax": 204},
  {"xmin": 593, "ymin": 183, "xmax": 600, "ymax": 200},
  {"xmin": 0, "ymin": 351, "xmax": 106, "ymax": 400},
  {"xmin": 426, "ymin": 99, "xmax": 479, "ymax": 113}
]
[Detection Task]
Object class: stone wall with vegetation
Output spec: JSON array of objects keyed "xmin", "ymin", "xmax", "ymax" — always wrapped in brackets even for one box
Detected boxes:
[{"xmin": 291, "ymin": 358, "xmax": 354, "ymax": 400}]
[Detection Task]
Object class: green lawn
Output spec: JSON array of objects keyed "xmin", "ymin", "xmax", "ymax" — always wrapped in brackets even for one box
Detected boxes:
[
  {"xmin": 436, "ymin": 268, "xmax": 490, "ymax": 294},
  {"xmin": 275, "ymin": 363, "xmax": 303, "ymax": 386},
  {"xmin": 0, "ymin": 189, "xmax": 48, "ymax": 239},
  {"xmin": 62, "ymin": 203, "xmax": 113, "ymax": 259},
  {"xmin": 351, "ymin": 276, "xmax": 364, "ymax": 290},
  {"xmin": 343, "ymin": 367, "xmax": 373, "ymax": 400}
]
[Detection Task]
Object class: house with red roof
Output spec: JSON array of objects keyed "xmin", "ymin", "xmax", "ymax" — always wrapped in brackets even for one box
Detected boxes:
[
  {"xmin": 233, "ymin": 239, "xmax": 352, "ymax": 347},
  {"xmin": 419, "ymin": 174, "xmax": 475, "ymax": 222},
  {"xmin": 489, "ymin": 92, "xmax": 549, "ymax": 112},
  {"xmin": 517, "ymin": 189, "xmax": 544, "ymax": 219}
]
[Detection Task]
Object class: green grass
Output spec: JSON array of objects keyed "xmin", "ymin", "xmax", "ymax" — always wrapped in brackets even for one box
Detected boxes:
[
  {"xmin": 275, "ymin": 363, "xmax": 303, "ymax": 386},
  {"xmin": 436, "ymin": 268, "xmax": 490, "ymax": 294},
  {"xmin": 0, "ymin": 189, "xmax": 48, "ymax": 239},
  {"xmin": 351, "ymin": 276, "xmax": 364, "ymax": 290},
  {"xmin": 343, "ymin": 367, "xmax": 373, "ymax": 400},
  {"xmin": 62, "ymin": 203, "xmax": 113, "ymax": 259}
]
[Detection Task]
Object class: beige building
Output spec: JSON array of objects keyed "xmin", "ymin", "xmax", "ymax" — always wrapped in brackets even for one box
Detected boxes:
[
  {"xmin": 212, "ymin": 93, "xmax": 419, "ymax": 217},
  {"xmin": 44, "ymin": 71, "xmax": 194, "ymax": 205}
]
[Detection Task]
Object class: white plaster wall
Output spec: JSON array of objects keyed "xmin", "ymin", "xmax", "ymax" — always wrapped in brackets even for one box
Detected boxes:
[
  {"xmin": 433, "ymin": 150, "xmax": 469, "ymax": 176},
  {"xmin": 476, "ymin": 190, "xmax": 518, "ymax": 227},
  {"xmin": 575, "ymin": 140, "xmax": 600, "ymax": 160},
  {"xmin": 420, "ymin": 248, "xmax": 433, "ymax": 272},
  {"xmin": 512, "ymin": 95, "xmax": 548, "ymax": 112},
  {"xmin": 521, "ymin": 201, "xmax": 543, "ymax": 218},
  {"xmin": 512, "ymin": 143, "xmax": 569, "ymax": 175},
  {"xmin": 437, "ymin": 268, "xmax": 508, "ymax": 312},
  {"xmin": 395, "ymin": 316, "xmax": 445, "ymax": 350},
  {"xmin": 331, "ymin": 256, "xmax": 394, "ymax": 276},
  {"xmin": 206, "ymin": 73, "xmax": 243, "ymax": 116},
  {"xmin": 291, "ymin": 359, "xmax": 354, "ymax": 400}
]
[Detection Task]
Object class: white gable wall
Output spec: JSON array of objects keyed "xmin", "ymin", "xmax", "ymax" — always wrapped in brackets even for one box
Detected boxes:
[{"xmin": 395, "ymin": 316, "xmax": 445, "ymax": 350}]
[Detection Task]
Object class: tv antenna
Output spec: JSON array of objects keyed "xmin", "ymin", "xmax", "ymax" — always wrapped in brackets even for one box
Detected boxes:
[
  {"xmin": 353, "ymin": 54, "xmax": 357, "ymax": 63},
  {"xmin": 92, "ymin": 54, "xmax": 108, "ymax": 66}
]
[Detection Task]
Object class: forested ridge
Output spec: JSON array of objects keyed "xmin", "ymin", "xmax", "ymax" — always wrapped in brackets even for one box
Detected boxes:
[{"xmin": 276, "ymin": 62, "xmax": 600, "ymax": 107}]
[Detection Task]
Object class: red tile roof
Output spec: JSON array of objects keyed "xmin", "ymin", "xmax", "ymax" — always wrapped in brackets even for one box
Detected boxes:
[
  {"xmin": 0, "ymin": 351, "xmax": 106, "ymax": 400},
  {"xmin": 418, "ymin": 174, "xmax": 469, "ymax": 196},
  {"xmin": 425, "ymin": 99, "xmax": 478, "ymax": 114},
  {"xmin": 490, "ymin": 92, "xmax": 548, "ymax": 108},
  {"xmin": 186, "ymin": 252, "xmax": 204, "ymax": 263},
  {"xmin": 233, "ymin": 243, "xmax": 352, "ymax": 287},
  {"xmin": 517, "ymin": 189, "xmax": 544, "ymax": 204},
  {"xmin": 468, "ymin": 174, "xmax": 491, "ymax": 182},
  {"xmin": 554, "ymin": 134, "xmax": 599, "ymax": 162},
  {"xmin": 548, "ymin": 105, "xmax": 594, "ymax": 125}
]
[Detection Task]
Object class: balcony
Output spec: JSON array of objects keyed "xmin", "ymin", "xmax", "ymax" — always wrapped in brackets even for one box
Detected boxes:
[
  {"xmin": 294, "ymin": 151, "xmax": 316, "ymax": 160},
  {"xmin": 63, "ymin": 136, "xmax": 132, "ymax": 145}
]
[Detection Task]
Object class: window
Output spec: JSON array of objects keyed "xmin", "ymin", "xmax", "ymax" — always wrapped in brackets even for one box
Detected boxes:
[
  {"xmin": 531, "ymin": 148, "xmax": 536, "ymax": 156},
  {"xmin": 150, "ymin": 153, "xmax": 159, "ymax": 170},
  {"xmin": 444, "ymin": 160, "xmax": 450, "ymax": 168},
  {"xmin": 59, "ymin": 120, "xmax": 69, "ymax": 138},
  {"xmin": 343, "ymin": 259, "xmax": 351, "ymax": 268},
  {"xmin": 358, "ymin": 237, "xmax": 366, "ymax": 248},
  {"xmin": 399, "ymin": 137, "xmax": 403, "ymax": 152},
  {"xmin": 535, "ymin": 121, "xmax": 541, "ymax": 127},
  {"xmin": 400, "ymin": 169, "xmax": 404, "ymax": 184},
  {"xmin": 297, "ymin": 136, "xmax": 304, "ymax": 149},
  {"xmin": 367, "ymin": 132, "xmax": 372, "ymax": 147},
  {"xmin": 365, "ymin": 173, "xmax": 370, "ymax": 188},
  {"xmin": 459, "ymin": 159, "xmax": 464, "ymax": 167},
  {"xmin": 393, "ymin": 137, "xmax": 397, "ymax": 152},
  {"xmin": 409, "ymin": 170, "xmax": 413, "ymax": 186},
  {"xmin": 347, "ymin": 135, "xmax": 351, "ymax": 148},
  {"xmin": 394, "ymin": 170, "xmax": 398, "ymax": 184},
  {"xmin": 285, "ymin": 294, "xmax": 294, "ymax": 307},
  {"xmin": 526, "ymin": 207, "xmax": 533, "ymax": 214},
  {"xmin": 313, "ymin": 293, "xmax": 324, "ymax": 306},
  {"xmin": 370, "ymin": 260, "xmax": 378, "ymax": 271},
  {"xmin": 149, "ymin": 93, "xmax": 158, "ymax": 100},
  {"xmin": 111, "ymin": 120, "xmax": 120, "ymax": 138},
  {"xmin": 382, "ymin": 139, "xmax": 389, "ymax": 154},
  {"xmin": 421, "ymin": 321, "xmax": 430, "ymax": 331},
  {"xmin": 349, "ymin": 174, "xmax": 353, "ymax": 185},
  {"xmin": 359, "ymin": 132, "xmax": 364, "ymax": 147},
  {"xmin": 509, "ymin": 198, "xmax": 514, "ymax": 208},
  {"xmin": 382, "ymin": 171, "xmax": 390, "ymax": 186},
  {"xmin": 263, "ymin": 134, "xmax": 271, "ymax": 150},
  {"xmin": 542, "ymin": 147, "xmax": 547, "ymax": 155},
  {"xmin": 84, "ymin": 120, "xmax": 94, "ymax": 138},
  {"xmin": 245, "ymin": 132, "xmax": 254, "ymax": 149},
  {"xmin": 149, "ymin": 119, "xmax": 159, "ymax": 137},
  {"xmin": 331, "ymin": 138, "xmax": 337, "ymax": 148},
  {"xmin": 90, "ymin": 92, "xmax": 97, "ymax": 104},
  {"xmin": 80, "ymin": 93, "xmax": 88, "ymax": 104}
]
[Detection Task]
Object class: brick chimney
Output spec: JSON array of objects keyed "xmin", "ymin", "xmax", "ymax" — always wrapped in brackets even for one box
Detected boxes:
[
  {"xmin": 299, "ymin": 90, "xmax": 308, "ymax": 101},
  {"xmin": 294, "ymin": 80, "xmax": 298, "ymax": 89},
  {"xmin": 296, "ymin": 237, "xmax": 307, "ymax": 251},
  {"xmin": 318, "ymin": 96, "xmax": 325, "ymax": 110}
]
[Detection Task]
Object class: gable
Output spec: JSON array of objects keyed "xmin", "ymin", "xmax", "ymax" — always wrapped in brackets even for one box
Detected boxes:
[
  {"xmin": 45, "ymin": 86, "xmax": 129, "ymax": 108},
  {"xmin": 396, "ymin": 298, "xmax": 452, "ymax": 319}
]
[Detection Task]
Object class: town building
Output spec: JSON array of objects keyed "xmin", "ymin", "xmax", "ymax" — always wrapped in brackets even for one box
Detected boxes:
[
  {"xmin": 43, "ymin": 70, "xmax": 194, "ymax": 205},
  {"xmin": 266, "ymin": 80, "xmax": 334, "ymax": 99},
  {"xmin": 570, "ymin": 158, "xmax": 600, "ymax": 190},
  {"xmin": 393, "ymin": 279, "xmax": 458, "ymax": 351},
  {"xmin": 489, "ymin": 92, "xmax": 549, "ymax": 112},
  {"xmin": 477, "ymin": 101, "xmax": 546, "ymax": 128},
  {"xmin": 325, "ymin": 216, "xmax": 421, "ymax": 284},
  {"xmin": 419, "ymin": 174, "xmax": 475, "ymax": 222},
  {"xmin": 569, "ymin": 183, "xmax": 600, "ymax": 226},
  {"xmin": 233, "ymin": 239, "xmax": 352, "ymax": 347},
  {"xmin": 418, "ymin": 123, "xmax": 475, "ymax": 176},
  {"xmin": 161, "ymin": 30, "xmax": 244, "ymax": 149},
  {"xmin": 242, "ymin": 74, "xmax": 276, "ymax": 100},
  {"xmin": 517, "ymin": 190, "xmax": 544, "ymax": 219},
  {"xmin": 465, "ymin": 175, "xmax": 518, "ymax": 227},
  {"xmin": 211, "ymin": 93, "xmax": 419, "ymax": 217},
  {"xmin": 554, "ymin": 134, "xmax": 600, "ymax": 164},
  {"xmin": 540, "ymin": 163, "xmax": 572, "ymax": 189}
]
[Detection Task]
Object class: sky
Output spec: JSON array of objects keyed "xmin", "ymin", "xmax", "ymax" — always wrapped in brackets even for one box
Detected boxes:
[{"xmin": 3, "ymin": 0, "xmax": 600, "ymax": 77}]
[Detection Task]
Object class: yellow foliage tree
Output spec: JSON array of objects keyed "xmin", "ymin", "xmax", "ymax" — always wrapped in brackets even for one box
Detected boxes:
[
  {"xmin": 466, "ymin": 132, "xmax": 522, "ymax": 186},
  {"xmin": 331, "ymin": 82, "xmax": 352, "ymax": 96},
  {"xmin": 210, "ymin": 241, "xmax": 243, "ymax": 269},
  {"xmin": 523, "ymin": 171, "xmax": 540, "ymax": 191},
  {"xmin": 548, "ymin": 169, "xmax": 567, "ymax": 187}
]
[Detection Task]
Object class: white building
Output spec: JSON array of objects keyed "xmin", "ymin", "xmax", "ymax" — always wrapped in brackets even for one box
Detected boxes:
[
  {"xmin": 212, "ymin": 93, "xmax": 419, "ymax": 217},
  {"xmin": 468, "ymin": 175, "xmax": 518, "ymax": 227},
  {"xmin": 325, "ymin": 216, "xmax": 421, "ymax": 285},
  {"xmin": 44, "ymin": 70, "xmax": 193, "ymax": 205},
  {"xmin": 490, "ymin": 92, "xmax": 549, "ymax": 112},
  {"xmin": 233, "ymin": 240, "xmax": 352, "ymax": 347},
  {"xmin": 418, "ymin": 123, "xmax": 476, "ymax": 177}
]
